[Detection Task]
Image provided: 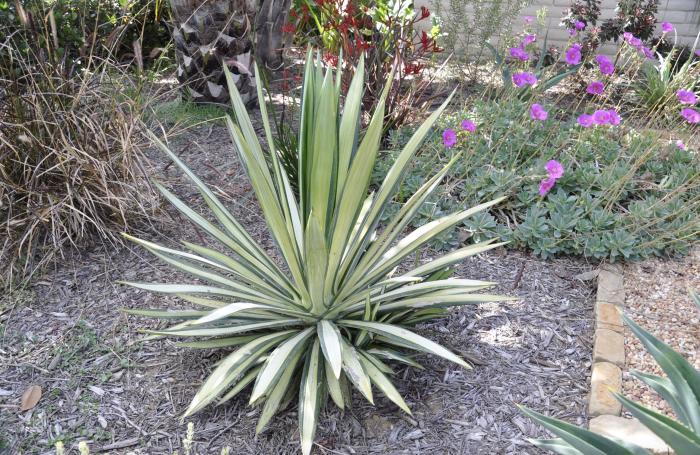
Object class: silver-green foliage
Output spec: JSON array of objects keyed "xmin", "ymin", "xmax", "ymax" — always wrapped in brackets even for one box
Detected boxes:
[
  {"xmin": 521, "ymin": 290, "xmax": 700, "ymax": 454},
  {"xmin": 122, "ymin": 54, "xmax": 508, "ymax": 454}
]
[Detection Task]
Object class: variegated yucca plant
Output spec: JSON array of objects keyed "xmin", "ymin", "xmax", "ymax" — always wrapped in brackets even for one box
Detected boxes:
[
  {"xmin": 122, "ymin": 54, "xmax": 508, "ymax": 454},
  {"xmin": 521, "ymin": 290, "xmax": 700, "ymax": 455}
]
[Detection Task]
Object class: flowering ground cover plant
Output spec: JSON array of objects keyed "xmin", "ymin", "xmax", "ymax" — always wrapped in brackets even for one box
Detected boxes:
[
  {"xmin": 378, "ymin": 97, "xmax": 699, "ymax": 260},
  {"xmin": 121, "ymin": 55, "xmax": 509, "ymax": 454}
]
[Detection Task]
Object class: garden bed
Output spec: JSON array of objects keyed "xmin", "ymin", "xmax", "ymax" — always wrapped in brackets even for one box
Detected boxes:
[{"xmin": 0, "ymin": 122, "xmax": 596, "ymax": 454}]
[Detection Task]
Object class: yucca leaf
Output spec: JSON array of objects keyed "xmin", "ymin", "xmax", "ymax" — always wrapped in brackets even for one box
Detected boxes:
[
  {"xmin": 519, "ymin": 406, "xmax": 649, "ymax": 455},
  {"xmin": 325, "ymin": 359, "xmax": 345, "ymax": 410},
  {"xmin": 184, "ymin": 331, "xmax": 295, "ymax": 417},
  {"xmin": 122, "ymin": 309, "xmax": 206, "ymax": 319},
  {"xmin": 251, "ymin": 327, "xmax": 315, "ymax": 403},
  {"xmin": 399, "ymin": 240, "xmax": 507, "ymax": 279},
  {"xmin": 176, "ymin": 335, "xmax": 258, "ymax": 349},
  {"xmin": 216, "ymin": 364, "xmax": 262, "ymax": 405},
  {"xmin": 340, "ymin": 338, "xmax": 373, "ymax": 403},
  {"xmin": 623, "ymin": 313, "xmax": 700, "ymax": 431},
  {"xmin": 359, "ymin": 352, "xmax": 410, "ymax": 414},
  {"xmin": 366, "ymin": 348, "xmax": 424, "ymax": 370},
  {"xmin": 336, "ymin": 55, "xmax": 364, "ymax": 202},
  {"xmin": 318, "ymin": 320, "xmax": 343, "ymax": 379},
  {"xmin": 256, "ymin": 349, "xmax": 305, "ymax": 434},
  {"xmin": 299, "ymin": 339, "xmax": 322, "ymax": 455},
  {"xmin": 529, "ymin": 439, "xmax": 585, "ymax": 455},
  {"xmin": 305, "ymin": 210, "xmax": 328, "ymax": 313},
  {"xmin": 615, "ymin": 393, "xmax": 700, "ymax": 453},
  {"xmin": 146, "ymin": 319, "xmax": 302, "ymax": 337},
  {"xmin": 339, "ymin": 320, "xmax": 469, "ymax": 369}
]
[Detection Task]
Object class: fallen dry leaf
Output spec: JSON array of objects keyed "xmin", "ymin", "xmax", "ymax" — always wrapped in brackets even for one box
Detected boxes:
[{"xmin": 20, "ymin": 385, "xmax": 42, "ymax": 411}]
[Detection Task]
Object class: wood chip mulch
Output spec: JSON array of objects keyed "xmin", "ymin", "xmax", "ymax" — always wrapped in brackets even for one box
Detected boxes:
[{"xmin": 622, "ymin": 248, "xmax": 700, "ymax": 418}]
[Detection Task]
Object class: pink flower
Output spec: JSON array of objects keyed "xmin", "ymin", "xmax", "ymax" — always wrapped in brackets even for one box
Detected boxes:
[
  {"xmin": 623, "ymin": 32, "xmax": 633, "ymax": 41},
  {"xmin": 539, "ymin": 177, "xmax": 556, "ymax": 196},
  {"xmin": 586, "ymin": 81, "xmax": 605, "ymax": 95},
  {"xmin": 677, "ymin": 89, "xmax": 697, "ymax": 105},
  {"xmin": 577, "ymin": 114, "xmax": 594, "ymax": 128},
  {"xmin": 676, "ymin": 140, "xmax": 686, "ymax": 150},
  {"xmin": 574, "ymin": 20, "xmax": 586, "ymax": 30},
  {"xmin": 524, "ymin": 16, "xmax": 534, "ymax": 24},
  {"xmin": 565, "ymin": 44, "xmax": 582, "ymax": 65},
  {"xmin": 523, "ymin": 34, "xmax": 537, "ymax": 45},
  {"xmin": 596, "ymin": 55, "xmax": 615, "ymax": 75},
  {"xmin": 530, "ymin": 103, "xmax": 548, "ymax": 120},
  {"xmin": 461, "ymin": 119, "xmax": 476, "ymax": 132},
  {"xmin": 545, "ymin": 160, "xmax": 564, "ymax": 179},
  {"xmin": 608, "ymin": 109, "xmax": 621, "ymax": 125},
  {"xmin": 593, "ymin": 109, "xmax": 611, "ymax": 125},
  {"xmin": 661, "ymin": 22, "xmax": 673, "ymax": 33},
  {"xmin": 442, "ymin": 128, "xmax": 457, "ymax": 148},
  {"xmin": 513, "ymin": 72, "xmax": 537, "ymax": 87},
  {"xmin": 510, "ymin": 46, "xmax": 530, "ymax": 61},
  {"xmin": 681, "ymin": 107, "xmax": 700, "ymax": 123}
]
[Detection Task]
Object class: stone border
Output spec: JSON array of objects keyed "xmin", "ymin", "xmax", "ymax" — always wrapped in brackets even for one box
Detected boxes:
[{"xmin": 587, "ymin": 265, "xmax": 672, "ymax": 454}]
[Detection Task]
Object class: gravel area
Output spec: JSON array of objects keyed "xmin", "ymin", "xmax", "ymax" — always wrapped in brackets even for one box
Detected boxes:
[
  {"xmin": 0, "ymin": 122, "xmax": 596, "ymax": 454},
  {"xmin": 622, "ymin": 249, "xmax": 700, "ymax": 418}
]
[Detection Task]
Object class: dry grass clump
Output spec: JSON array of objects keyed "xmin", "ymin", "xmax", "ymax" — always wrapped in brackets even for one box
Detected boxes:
[{"xmin": 0, "ymin": 33, "xmax": 158, "ymax": 286}]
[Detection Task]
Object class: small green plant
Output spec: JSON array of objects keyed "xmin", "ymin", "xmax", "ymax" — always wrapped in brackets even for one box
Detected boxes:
[
  {"xmin": 633, "ymin": 36, "xmax": 700, "ymax": 123},
  {"xmin": 521, "ymin": 290, "xmax": 700, "ymax": 454},
  {"xmin": 380, "ymin": 98, "xmax": 699, "ymax": 260},
  {"xmin": 122, "ymin": 55, "xmax": 508, "ymax": 454}
]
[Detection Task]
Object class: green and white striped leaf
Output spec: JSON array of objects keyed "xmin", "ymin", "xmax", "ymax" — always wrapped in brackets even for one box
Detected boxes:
[
  {"xmin": 299, "ymin": 340, "xmax": 322, "ymax": 455},
  {"xmin": 359, "ymin": 352, "xmax": 410, "ymax": 414},
  {"xmin": 318, "ymin": 320, "xmax": 343, "ymax": 379}
]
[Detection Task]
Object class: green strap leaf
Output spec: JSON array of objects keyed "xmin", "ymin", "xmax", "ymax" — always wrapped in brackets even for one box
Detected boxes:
[
  {"xmin": 359, "ymin": 352, "xmax": 410, "ymax": 415},
  {"xmin": 318, "ymin": 320, "xmax": 343, "ymax": 379},
  {"xmin": 299, "ymin": 339, "xmax": 323, "ymax": 455}
]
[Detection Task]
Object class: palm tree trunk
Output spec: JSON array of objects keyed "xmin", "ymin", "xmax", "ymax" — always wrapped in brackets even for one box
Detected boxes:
[
  {"xmin": 255, "ymin": 0, "xmax": 292, "ymax": 70},
  {"xmin": 169, "ymin": 0, "xmax": 257, "ymax": 104}
]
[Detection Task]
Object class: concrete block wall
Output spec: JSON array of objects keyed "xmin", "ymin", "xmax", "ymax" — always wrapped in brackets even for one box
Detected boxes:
[{"xmin": 418, "ymin": 0, "xmax": 699, "ymax": 55}]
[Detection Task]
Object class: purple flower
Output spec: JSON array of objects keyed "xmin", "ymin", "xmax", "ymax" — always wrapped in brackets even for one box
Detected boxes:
[
  {"xmin": 641, "ymin": 46, "xmax": 655, "ymax": 59},
  {"xmin": 530, "ymin": 103, "xmax": 548, "ymax": 121},
  {"xmin": 623, "ymin": 32, "xmax": 633, "ymax": 41},
  {"xmin": 568, "ymin": 29, "xmax": 577, "ymax": 36},
  {"xmin": 523, "ymin": 34, "xmax": 537, "ymax": 45},
  {"xmin": 608, "ymin": 109, "xmax": 621, "ymax": 125},
  {"xmin": 461, "ymin": 119, "xmax": 476, "ymax": 132},
  {"xmin": 565, "ymin": 44, "xmax": 582, "ymax": 65},
  {"xmin": 513, "ymin": 72, "xmax": 537, "ymax": 87},
  {"xmin": 510, "ymin": 46, "xmax": 530, "ymax": 61},
  {"xmin": 593, "ymin": 109, "xmax": 612, "ymax": 125},
  {"xmin": 545, "ymin": 160, "xmax": 564, "ymax": 179},
  {"xmin": 577, "ymin": 114, "xmax": 594, "ymax": 128},
  {"xmin": 661, "ymin": 22, "xmax": 674, "ymax": 33},
  {"xmin": 677, "ymin": 89, "xmax": 697, "ymax": 105},
  {"xmin": 629, "ymin": 37, "xmax": 642, "ymax": 48},
  {"xmin": 596, "ymin": 55, "xmax": 615, "ymax": 75},
  {"xmin": 574, "ymin": 20, "xmax": 586, "ymax": 31},
  {"xmin": 681, "ymin": 107, "xmax": 700, "ymax": 124},
  {"xmin": 696, "ymin": 50, "xmax": 700, "ymax": 57},
  {"xmin": 586, "ymin": 81, "xmax": 605, "ymax": 95},
  {"xmin": 442, "ymin": 128, "xmax": 457, "ymax": 148},
  {"xmin": 676, "ymin": 140, "xmax": 686, "ymax": 150},
  {"xmin": 539, "ymin": 177, "xmax": 556, "ymax": 196},
  {"xmin": 524, "ymin": 16, "xmax": 534, "ymax": 24}
]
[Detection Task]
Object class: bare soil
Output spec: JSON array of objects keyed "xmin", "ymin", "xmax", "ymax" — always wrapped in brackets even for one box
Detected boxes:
[{"xmin": 1, "ymin": 121, "xmax": 596, "ymax": 455}]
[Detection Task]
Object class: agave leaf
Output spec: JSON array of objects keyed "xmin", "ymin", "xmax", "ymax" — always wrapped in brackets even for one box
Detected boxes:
[
  {"xmin": 340, "ymin": 338, "xmax": 373, "ymax": 403},
  {"xmin": 256, "ymin": 349, "xmax": 305, "ymax": 434},
  {"xmin": 529, "ymin": 439, "xmax": 585, "ymax": 455},
  {"xmin": 339, "ymin": 320, "xmax": 469, "ymax": 369},
  {"xmin": 615, "ymin": 393, "xmax": 700, "ymax": 453},
  {"xmin": 318, "ymin": 320, "xmax": 343, "ymax": 379},
  {"xmin": 299, "ymin": 339, "xmax": 322, "ymax": 455},
  {"xmin": 251, "ymin": 327, "xmax": 315, "ymax": 403},
  {"xmin": 519, "ymin": 406, "xmax": 649, "ymax": 455},
  {"xmin": 359, "ymin": 351, "xmax": 410, "ymax": 414},
  {"xmin": 630, "ymin": 370, "xmax": 685, "ymax": 424}
]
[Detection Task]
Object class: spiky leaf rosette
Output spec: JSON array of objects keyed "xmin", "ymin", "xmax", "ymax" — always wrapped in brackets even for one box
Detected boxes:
[{"xmin": 122, "ymin": 54, "xmax": 509, "ymax": 454}]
